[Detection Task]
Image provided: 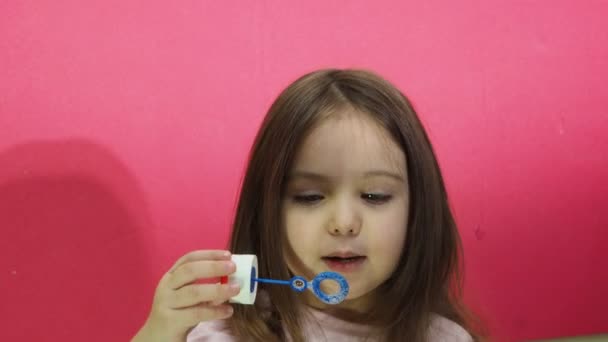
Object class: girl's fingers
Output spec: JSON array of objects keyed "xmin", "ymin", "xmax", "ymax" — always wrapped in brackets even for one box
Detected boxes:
[
  {"xmin": 168, "ymin": 250, "xmax": 231, "ymax": 274},
  {"xmin": 169, "ymin": 283, "xmax": 240, "ymax": 309},
  {"xmin": 166, "ymin": 260, "xmax": 236, "ymax": 290}
]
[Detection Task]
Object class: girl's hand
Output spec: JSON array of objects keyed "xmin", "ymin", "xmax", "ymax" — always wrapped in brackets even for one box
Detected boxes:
[{"xmin": 131, "ymin": 250, "xmax": 240, "ymax": 342}]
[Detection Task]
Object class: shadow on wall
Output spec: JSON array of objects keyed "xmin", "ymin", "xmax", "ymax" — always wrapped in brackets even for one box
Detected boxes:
[{"xmin": 0, "ymin": 139, "xmax": 155, "ymax": 341}]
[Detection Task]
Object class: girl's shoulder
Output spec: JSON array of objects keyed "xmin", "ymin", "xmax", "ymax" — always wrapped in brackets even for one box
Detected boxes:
[
  {"xmin": 429, "ymin": 314, "xmax": 473, "ymax": 342},
  {"xmin": 187, "ymin": 319, "xmax": 234, "ymax": 342}
]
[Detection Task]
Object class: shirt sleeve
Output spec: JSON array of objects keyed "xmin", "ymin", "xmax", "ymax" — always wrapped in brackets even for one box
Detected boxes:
[
  {"xmin": 428, "ymin": 316, "xmax": 474, "ymax": 342},
  {"xmin": 186, "ymin": 320, "xmax": 236, "ymax": 342}
]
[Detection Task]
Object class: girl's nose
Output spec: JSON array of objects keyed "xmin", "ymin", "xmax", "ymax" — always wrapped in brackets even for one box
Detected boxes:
[{"xmin": 327, "ymin": 197, "xmax": 362, "ymax": 236}]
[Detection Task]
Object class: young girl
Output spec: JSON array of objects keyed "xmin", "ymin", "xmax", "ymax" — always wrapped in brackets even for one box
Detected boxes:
[{"xmin": 133, "ymin": 69, "xmax": 480, "ymax": 341}]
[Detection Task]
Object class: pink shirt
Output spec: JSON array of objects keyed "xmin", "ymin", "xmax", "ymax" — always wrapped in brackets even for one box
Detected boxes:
[{"xmin": 187, "ymin": 308, "xmax": 472, "ymax": 341}]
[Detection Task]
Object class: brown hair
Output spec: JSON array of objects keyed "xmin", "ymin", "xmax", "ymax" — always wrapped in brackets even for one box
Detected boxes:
[{"xmin": 227, "ymin": 69, "xmax": 482, "ymax": 341}]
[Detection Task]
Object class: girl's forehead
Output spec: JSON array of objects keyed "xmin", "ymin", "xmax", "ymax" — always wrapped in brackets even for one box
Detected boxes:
[{"xmin": 291, "ymin": 111, "xmax": 406, "ymax": 176}]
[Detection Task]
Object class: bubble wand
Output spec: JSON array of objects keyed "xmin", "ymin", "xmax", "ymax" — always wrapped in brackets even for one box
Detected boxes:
[{"xmin": 221, "ymin": 255, "xmax": 349, "ymax": 305}]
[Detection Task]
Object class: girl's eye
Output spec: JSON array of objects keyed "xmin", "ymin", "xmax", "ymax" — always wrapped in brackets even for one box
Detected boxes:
[
  {"xmin": 293, "ymin": 194, "xmax": 324, "ymax": 204},
  {"xmin": 361, "ymin": 193, "xmax": 392, "ymax": 204}
]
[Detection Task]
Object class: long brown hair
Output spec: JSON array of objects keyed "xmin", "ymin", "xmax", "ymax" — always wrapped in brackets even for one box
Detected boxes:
[{"xmin": 227, "ymin": 69, "xmax": 481, "ymax": 341}]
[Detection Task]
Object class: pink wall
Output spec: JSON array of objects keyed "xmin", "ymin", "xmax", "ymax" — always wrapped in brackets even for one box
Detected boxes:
[{"xmin": 1, "ymin": 1, "xmax": 607, "ymax": 341}]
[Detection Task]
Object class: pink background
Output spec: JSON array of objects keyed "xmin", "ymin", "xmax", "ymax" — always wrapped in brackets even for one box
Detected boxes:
[{"xmin": 1, "ymin": 1, "xmax": 607, "ymax": 341}]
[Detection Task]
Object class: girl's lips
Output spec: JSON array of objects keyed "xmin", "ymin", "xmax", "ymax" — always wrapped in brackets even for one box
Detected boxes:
[{"xmin": 322, "ymin": 256, "xmax": 367, "ymax": 272}]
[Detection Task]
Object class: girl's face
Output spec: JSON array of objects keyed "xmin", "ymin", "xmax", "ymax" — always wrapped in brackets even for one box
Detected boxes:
[{"xmin": 282, "ymin": 109, "xmax": 409, "ymax": 312}]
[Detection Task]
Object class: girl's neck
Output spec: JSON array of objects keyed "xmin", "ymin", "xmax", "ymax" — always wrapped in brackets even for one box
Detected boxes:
[{"xmin": 301, "ymin": 289, "xmax": 375, "ymax": 319}]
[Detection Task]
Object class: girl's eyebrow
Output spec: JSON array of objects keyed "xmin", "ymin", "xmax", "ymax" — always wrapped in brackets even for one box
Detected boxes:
[
  {"xmin": 288, "ymin": 171, "xmax": 330, "ymax": 182},
  {"xmin": 288, "ymin": 170, "xmax": 405, "ymax": 182},
  {"xmin": 364, "ymin": 170, "xmax": 405, "ymax": 182}
]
